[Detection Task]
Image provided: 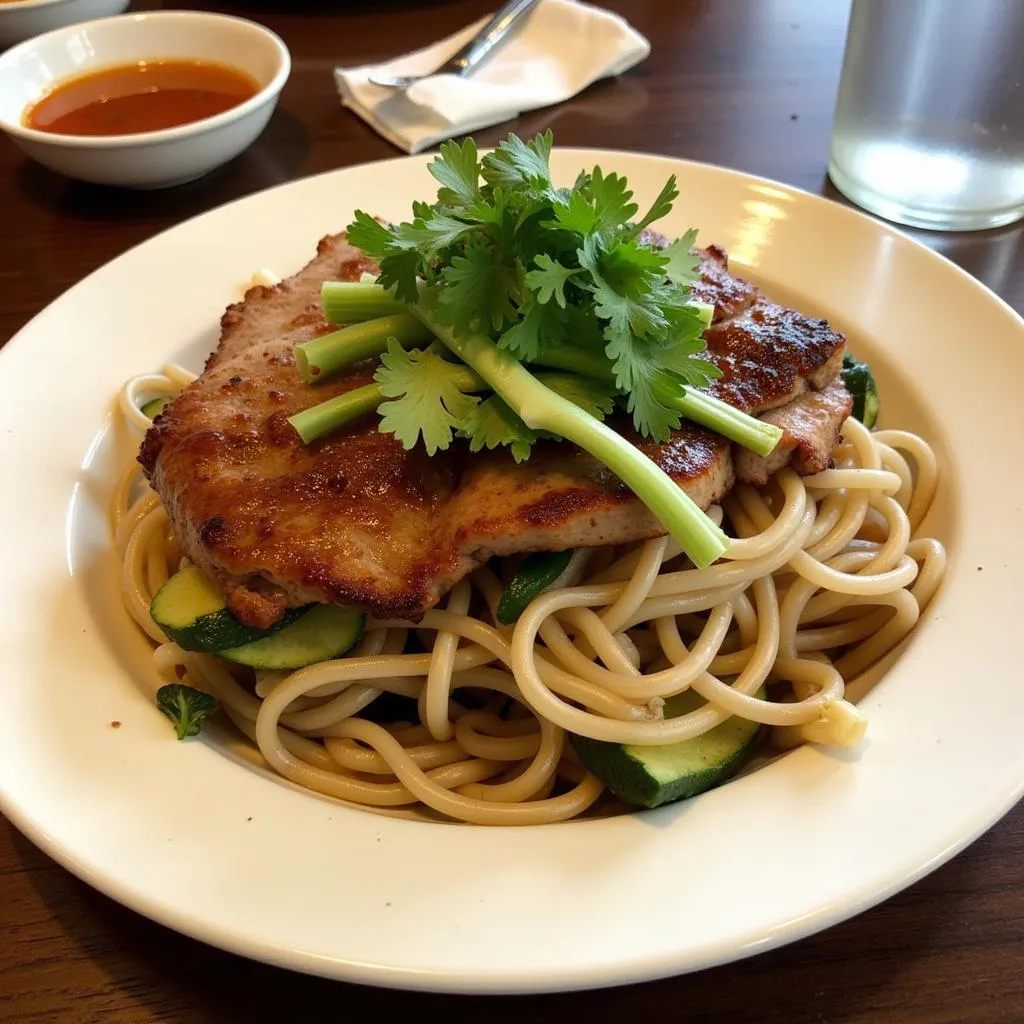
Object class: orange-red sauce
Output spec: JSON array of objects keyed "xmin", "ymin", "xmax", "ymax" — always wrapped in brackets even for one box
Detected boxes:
[{"xmin": 24, "ymin": 60, "xmax": 260, "ymax": 137}]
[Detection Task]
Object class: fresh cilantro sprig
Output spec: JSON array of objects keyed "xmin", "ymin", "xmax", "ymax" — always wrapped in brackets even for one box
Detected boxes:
[
  {"xmin": 345, "ymin": 131, "xmax": 721, "ymax": 447},
  {"xmin": 287, "ymin": 132, "xmax": 785, "ymax": 570}
]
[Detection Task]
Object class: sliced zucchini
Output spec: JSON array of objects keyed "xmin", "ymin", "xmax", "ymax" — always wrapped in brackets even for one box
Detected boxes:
[
  {"xmin": 218, "ymin": 604, "xmax": 364, "ymax": 670},
  {"xmin": 571, "ymin": 688, "xmax": 764, "ymax": 809},
  {"xmin": 496, "ymin": 550, "xmax": 574, "ymax": 625},
  {"xmin": 151, "ymin": 565, "xmax": 304, "ymax": 653},
  {"xmin": 141, "ymin": 396, "xmax": 169, "ymax": 419},
  {"xmin": 841, "ymin": 351, "xmax": 879, "ymax": 429}
]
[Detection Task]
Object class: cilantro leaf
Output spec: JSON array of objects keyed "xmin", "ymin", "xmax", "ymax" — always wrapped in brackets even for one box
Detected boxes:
[
  {"xmin": 660, "ymin": 356, "xmax": 722, "ymax": 392},
  {"xmin": 500, "ymin": 298, "xmax": 566, "ymax": 362},
  {"xmin": 525, "ymin": 254, "xmax": 577, "ymax": 308},
  {"xmin": 631, "ymin": 175, "xmax": 679, "ymax": 236},
  {"xmin": 602, "ymin": 238, "xmax": 669, "ymax": 280},
  {"xmin": 428, "ymin": 138, "xmax": 480, "ymax": 206},
  {"xmin": 657, "ymin": 318, "xmax": 722, "ymax": 388},
  {"xmin": 561, "ymin": 304, "xmax": 608, "ymax": 350},
  {"xmin": 399, "ymin": 214, "xmax": 476, "ymax": 255},
  {"xmin": 437, "ymin": 239, "xmax": 520, "ymax": 334},
  {"xmin": 579, "ymin": 236, "xmax": 669, "ymax": 340},
  {"xmin": 343, "ymin": 132, "xmax": 721, "ymax": 453},
  {"xmin": 460, "ymin": 395, "xmax": 542, "ymax": 463},
  {"xmin": 661, "ymin": 229, "xmax": 701, "ymax": 285},
  {"xmin": 590, "ymin": 167, "xmax": 639, "ymax": 231},
  {"xmin": 548, "ymin": 167, "xmax": 638, "ymax": 237},
  {"xmin": 346, "ymin": 210, "xmax": 393, "ymax": 259},
  {"xmin": 375, "ymin": 341, "xmax": 480, "ymax": 456},
  {"xmin": 549, "ymin": 189, "xmax": 598, "ymax": 236},
  {"xmin": 325, "ymin": 132, "xmax": 787, "ymax": 572},
  {"xmin": 605, "ymin": 335, "xmax": 683, "ymax": 441},
  {"xmin": 463, "ymin": 184, "xmax": 510, "ymax": 226},
  {"xmin": 377, "ymin": 248, "xmax": 422, "ymax": 304},
  {"xmin": 481, "ymin": 130, "xmax": 554, "ymax": 192}
]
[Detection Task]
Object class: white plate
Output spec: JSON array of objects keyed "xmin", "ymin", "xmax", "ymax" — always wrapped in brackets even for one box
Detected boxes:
[{"xmin": 1, "ymin": 151, "xmax": 1022, "ymax": 994}]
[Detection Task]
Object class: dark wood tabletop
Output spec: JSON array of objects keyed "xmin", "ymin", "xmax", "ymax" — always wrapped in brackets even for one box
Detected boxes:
[{"xmin": 2, "ymin": 1, "xmax": 1023, "ymax": 1020}]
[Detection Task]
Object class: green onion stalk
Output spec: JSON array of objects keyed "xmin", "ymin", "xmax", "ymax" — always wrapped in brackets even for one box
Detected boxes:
[{"xmin": 294, "ymin": 313, "xmax": 432, "ymax": 384}]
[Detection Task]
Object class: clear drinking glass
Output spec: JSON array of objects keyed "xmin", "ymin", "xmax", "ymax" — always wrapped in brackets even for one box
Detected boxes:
[{"xmin": 828, "ymin": 0, "xmax": 1024, "ymax": 231}]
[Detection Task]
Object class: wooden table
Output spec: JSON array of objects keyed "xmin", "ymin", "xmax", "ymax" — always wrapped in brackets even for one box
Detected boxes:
[{"xmin": 2, "ymin": 1, "xmax": 1022, "ymax": 1020}]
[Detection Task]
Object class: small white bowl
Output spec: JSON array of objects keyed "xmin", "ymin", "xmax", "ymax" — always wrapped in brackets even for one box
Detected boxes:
[
  {"xmin": 0, "ymin": 11, "xmax": 291, "ymax": 188},
  {"xmin": 0, "ymin": 0, "xmax": 129, "ymax": 49}
]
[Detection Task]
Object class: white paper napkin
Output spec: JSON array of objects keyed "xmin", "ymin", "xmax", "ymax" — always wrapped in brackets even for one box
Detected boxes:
[{"xmin": 335, "ymin": 0, "xmax": 651, "ymax": 154}]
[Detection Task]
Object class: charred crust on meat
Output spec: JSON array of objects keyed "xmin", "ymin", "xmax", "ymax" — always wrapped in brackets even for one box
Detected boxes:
[
  {"xmin": 285, "ymin": 311, "xmax": 338, "ymax": 336},
  {"xmin": 145, "ymin": 233, "xmax": 854, "ymax": 627},
  {"xmin": 200, "ymin": 516, "xmax": 229, "ymax": 547},
  {"xmin": 296, "ymin": 560, "xmax": 436, "ymax": 623},
  {"xmin": 266, "ymin": 411, "xmax": 298, "ymax": 447},
  {"xmin": 520, "ymin": 487, "xmax": 628, "ymax": 527},
  {"xmin": 224, "ymin": 580, "xmax": 289, "ymax": 630},
  {"xmin": 338, "ymin": 256, "xmax": 380, "ymax": 280},
  {"xmin": 138, "ymin": 429, "xmax": 161, "ymax": 476},
  {"xmin": 705, "ymin": 301, "xmax": 844, "ymax": 410}
]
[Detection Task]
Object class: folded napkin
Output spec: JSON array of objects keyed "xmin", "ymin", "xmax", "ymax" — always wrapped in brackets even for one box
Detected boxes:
[{"xmin": 335, "ymin": 0, "xmax": 651, "ymax": 154}]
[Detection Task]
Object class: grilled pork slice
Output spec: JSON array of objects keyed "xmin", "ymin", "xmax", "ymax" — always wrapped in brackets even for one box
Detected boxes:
[
  {"xmin": 140, "ymin": 234, "xmax": 849, "ymax": 626},
  {"xmin": 736, "ymin": 381, "xmax": 853, "ymax": 485},
  {"xmin": 208, "ymin": 237, "xmax": 378, "ymax": 372}
]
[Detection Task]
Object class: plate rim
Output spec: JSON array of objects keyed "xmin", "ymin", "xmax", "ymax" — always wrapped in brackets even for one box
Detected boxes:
[{"xmin": 1, "ymin": 148, "xmax": 1023, "ymax": 994}]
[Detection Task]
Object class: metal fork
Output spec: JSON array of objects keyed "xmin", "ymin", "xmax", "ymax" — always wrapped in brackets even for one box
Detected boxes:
[{"xmin": 368, "ymin": 0, "xmax": 541, "ymax": 90}]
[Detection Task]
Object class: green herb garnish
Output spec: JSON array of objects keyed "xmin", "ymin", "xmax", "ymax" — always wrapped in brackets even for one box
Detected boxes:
[{"xmin": 288, "ymin": 131, "xmax": 784, "ymax": 569}]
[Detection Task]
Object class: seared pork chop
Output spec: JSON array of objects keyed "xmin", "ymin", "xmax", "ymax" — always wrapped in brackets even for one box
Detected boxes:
[{"xmin": 140, "ymin": 234, "xmax": 850, "ymax": 626}]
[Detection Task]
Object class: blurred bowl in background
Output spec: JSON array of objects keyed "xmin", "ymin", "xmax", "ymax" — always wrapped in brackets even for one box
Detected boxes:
[
  {"xmin": 0, "ymin": 10, "xmax": 291, "ymax": 188},
  {"xmin": 0, "ymin": 0, "xmax": 130, "ymax": 49}
]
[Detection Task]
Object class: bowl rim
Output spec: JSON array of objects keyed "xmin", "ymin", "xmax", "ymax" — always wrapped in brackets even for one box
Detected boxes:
[
  {"xmin": 0, "ymin": 10, "xmax": 291, "ymax": 149},
  {"xmin": 0, "ymin": 0, "xmax": 117, "ymax": 11}
]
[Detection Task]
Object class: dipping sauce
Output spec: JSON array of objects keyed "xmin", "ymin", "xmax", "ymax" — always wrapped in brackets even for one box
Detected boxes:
[{"xmin": 24, "ymin": 60, "xmax": 260, "ymax": 137}]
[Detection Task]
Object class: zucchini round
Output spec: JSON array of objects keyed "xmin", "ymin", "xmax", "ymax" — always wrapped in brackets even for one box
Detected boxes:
[
  {"xmin": 150, "ymin": 565, "xmax": 304, "ymax": 653},
  {"xmin": 218, "ymin": 604, "xmax": 365, "ymax": 670},
  {"xmin": 496, "ymin": 550, "xmax": 574, "ymax": 625},
  {"xmin": 141, "ymin": 396, "xmax": 169, "ymax": 419},
  {"xmin": 571, "ymin": 688, "xmax": 764, "ymax": 808}
]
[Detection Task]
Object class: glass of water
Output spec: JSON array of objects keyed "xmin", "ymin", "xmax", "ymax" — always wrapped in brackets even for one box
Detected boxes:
[{"xmin": 828, "ymin": 0, "xmax": 1024, "ymax": 231}]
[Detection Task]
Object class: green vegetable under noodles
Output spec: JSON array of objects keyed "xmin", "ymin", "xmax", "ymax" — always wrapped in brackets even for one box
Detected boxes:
[{"xmin": 841, "ymin": 351, "xmax": 880, "ymax": 429}]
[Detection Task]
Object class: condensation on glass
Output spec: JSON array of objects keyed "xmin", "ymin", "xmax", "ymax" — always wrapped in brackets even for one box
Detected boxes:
[{"xmin": 829, "ymin": 0, "xmax": 1024, "ymax": 231}]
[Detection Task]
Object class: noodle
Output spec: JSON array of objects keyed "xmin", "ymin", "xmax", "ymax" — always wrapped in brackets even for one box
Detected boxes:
[{"xmin": 113, "ymin": 368, "xmax": 946, "ymax": 825}]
